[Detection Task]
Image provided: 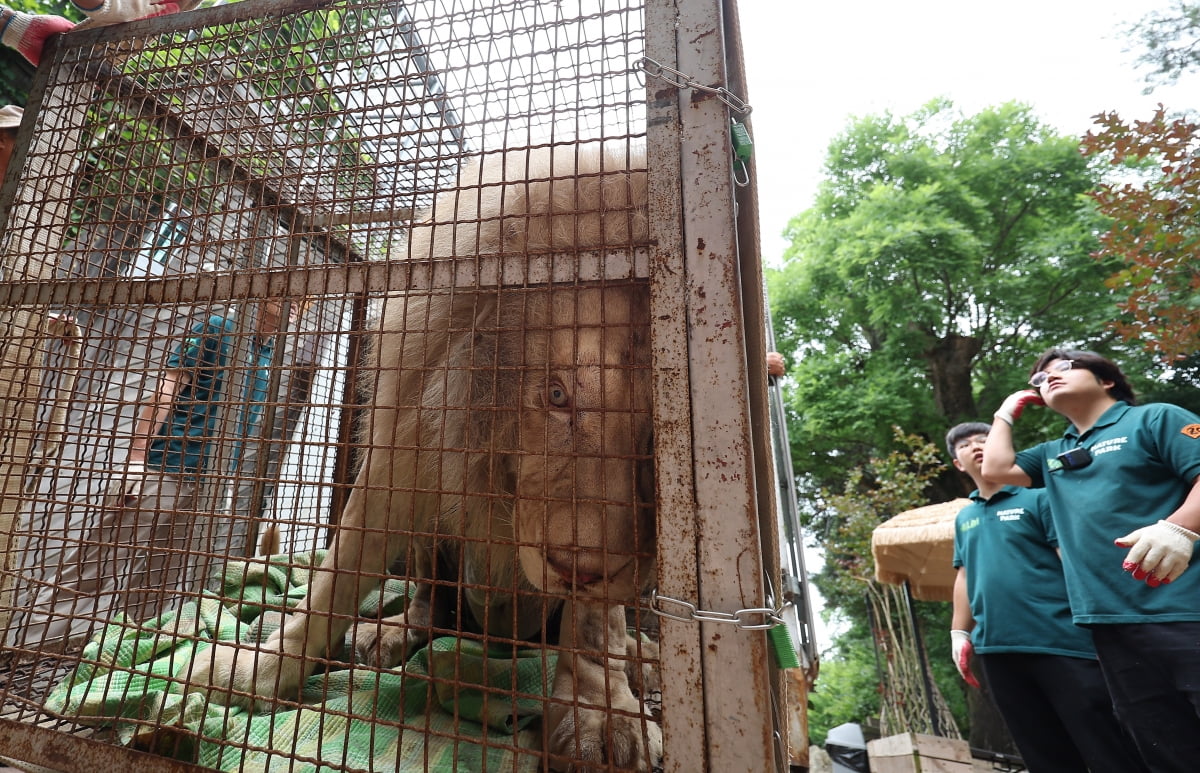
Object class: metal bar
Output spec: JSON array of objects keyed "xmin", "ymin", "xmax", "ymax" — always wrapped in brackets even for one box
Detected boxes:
[
  {"xmin": 645, "ymin": 0, "xmax": 710, "ymax": 770},
  {"xmin": 0, "ymin": 247, "xmax": 653, "ymax": 308},
  {"xmin": 0, "ymin": 718, "xmax": 209, "ymax": 772},
  {"xmin": 673, "ymin": 0, "xmax": 778, "ymax": 768}
]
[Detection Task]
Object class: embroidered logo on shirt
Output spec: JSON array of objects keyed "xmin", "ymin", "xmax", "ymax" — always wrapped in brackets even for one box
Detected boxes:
[
  {"xmin": 959, "ymin": 517, "xmax": 980, "ymax": 532},
  {"xmin": 996, "ymin": 508, "xmax": 1023, "ymax": 522},
  {"xmin": 1182, "ymin": 424, "xmax": 1200, "ymax": 439}
]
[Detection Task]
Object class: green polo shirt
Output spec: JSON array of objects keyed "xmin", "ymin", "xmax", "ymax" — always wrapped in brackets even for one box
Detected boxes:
[
  {"xmin": 953, "ymin": 486, "xmax": 1095, "ymax": 657},
  {"xmin": 1015, "ymin": 401, "xmax": 1200, "ymax": 625}
]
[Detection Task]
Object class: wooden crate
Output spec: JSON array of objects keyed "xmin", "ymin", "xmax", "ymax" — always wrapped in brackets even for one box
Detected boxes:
[{"xmin": 867, "ymin": 733, "xmax": 973, "ymax": 773}]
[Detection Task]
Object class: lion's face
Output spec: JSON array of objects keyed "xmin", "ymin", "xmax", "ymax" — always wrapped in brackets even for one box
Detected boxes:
[{"xmin": 513, "ymin": 285, "xmax": 654, "ymax": 601}]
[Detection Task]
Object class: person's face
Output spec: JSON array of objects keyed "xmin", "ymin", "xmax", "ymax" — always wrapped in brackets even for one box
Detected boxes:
[
  {"xmin": 1034, "ymin": 357, "xmax": 1113, "ymax": 407},
  {"xmin": 952, "ymin": 433, "xmax": 987, "ymax": 478}
]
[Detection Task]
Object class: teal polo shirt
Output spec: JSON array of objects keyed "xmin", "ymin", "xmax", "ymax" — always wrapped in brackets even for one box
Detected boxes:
[
  {"xmin": 953, "ymin": 486, "xmax": 1095, "ymax": 658},
  {"xmin": 1015, "ymin": 401, "xmax": 1200, "ymax": 625},
  {"xmin": 147, "ymin": 316, "xmax": 274, "ymax": 476}
]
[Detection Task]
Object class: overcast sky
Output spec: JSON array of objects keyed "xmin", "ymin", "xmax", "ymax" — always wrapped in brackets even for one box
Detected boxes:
[
  {"xmin": 737, "ymin": 0, "xmax": 1193, "ymax": 647},
  {"xmin": 739, "ymin": 0, "xmax": 1191, "ymax": 267}
]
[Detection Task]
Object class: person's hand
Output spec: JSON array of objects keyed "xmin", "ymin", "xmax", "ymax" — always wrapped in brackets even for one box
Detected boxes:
[
  {"xmin": 0, "ymin": 10, "xmax": 75, "ymax": 66},
  {"xmin": 70, "ymin": 0, "xmax": 199, "ymax": 30},
  {"xmin": 766, "ymin": 351, "xmax": 785, "ymax": 378},
  {"xmin": 104, "ymin": 461, "xmax": 149, "ymax": 508},
  {"xmin": 950, "ymin": 629, "xmax": 980, "ymax": 688},
  {"xmin": 1115, "ymin": 520, "xmax": 1200, "ymax": 586},
  {"xmin": 994, "ymin": 389, "xmax": 1045, "ymax": 426}
]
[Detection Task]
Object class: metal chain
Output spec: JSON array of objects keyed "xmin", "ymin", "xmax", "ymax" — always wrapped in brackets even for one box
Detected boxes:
[
  {"xmin": 648, "ymin": 590, "xmax": 787, "ymax": 630},
  {"xmin": 637, "ymin": 57, "xmax": 752, "ymax": 116}
]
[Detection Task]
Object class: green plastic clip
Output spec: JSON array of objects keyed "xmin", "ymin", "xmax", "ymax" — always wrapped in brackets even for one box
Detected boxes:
[
  {"xmin": 769, "ymin": 622, "xmax": 801, "ymax": 670},
  {"xmin": 730, "ymin": 118, "xmax": 753, "ymax": 162}
]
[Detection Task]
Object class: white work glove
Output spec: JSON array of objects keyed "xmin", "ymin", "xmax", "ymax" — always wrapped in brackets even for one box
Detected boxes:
[
  {"xmin": 993, "ymin": 389, "xmax": 1045, "ymax": 426},
  {"xmin": 1115, "ymin": 520, "xmax": 1200, "ymax": 586},
  {"xmin": 104, "ymin": 461, "xmax": 149, "ymax": 508},
  {"xmin": 950, "ymin": 629, "xmax": 980, "ymax": 688},
  {"xmin": 71, "ymin": 0, "xmax": 199, "ymax": 31},
  {"xmin": 0, "ymin": 10, "xmax": 74, "ymax": 65}
]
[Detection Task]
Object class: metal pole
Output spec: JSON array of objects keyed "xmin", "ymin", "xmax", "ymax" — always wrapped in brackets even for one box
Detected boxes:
[{"xmin": 904, "ymin": 580, "xmax": 941, "ymax": 737}]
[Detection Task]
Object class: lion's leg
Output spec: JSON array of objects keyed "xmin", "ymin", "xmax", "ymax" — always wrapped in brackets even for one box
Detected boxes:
[
  {"xmin": 184, "ymin": 454, "xmax": 409, "ymax": 709},
  {"xmin": 624, "ymin": 633, "xmax": 660, "ymax": 701},
  {"xmin": 352, "ymin": 549, "xmax": 441, "ymax": 667},
  {"xmin": 546, "ymin": 601, "xmax": 662, "ymax": 772}
]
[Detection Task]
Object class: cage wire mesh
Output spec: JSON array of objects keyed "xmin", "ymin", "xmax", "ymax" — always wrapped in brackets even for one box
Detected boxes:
[{"xmin": 0, "ymin": 0, "xmax": 689, "ymax": 771}]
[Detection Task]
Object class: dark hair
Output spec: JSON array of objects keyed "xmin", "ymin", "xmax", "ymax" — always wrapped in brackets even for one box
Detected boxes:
[
  {"xmin": 1030, "ymin": 348, "xmax": 1136, "ymax": 405},
  {"xmin": 946, "ymin": 421, "xmax": 991, "ymax": 458}
]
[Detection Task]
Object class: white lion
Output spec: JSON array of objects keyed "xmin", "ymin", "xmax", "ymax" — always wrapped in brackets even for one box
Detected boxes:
[{"xmin": 185, "ymin": 145, "xmax": 661, "ymax": 771}]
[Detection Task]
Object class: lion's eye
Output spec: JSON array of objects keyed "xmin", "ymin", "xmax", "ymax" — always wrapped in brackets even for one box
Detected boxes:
[{"xmin": 547, "ymin": 382, "xmax": 570, "ymax": 408}]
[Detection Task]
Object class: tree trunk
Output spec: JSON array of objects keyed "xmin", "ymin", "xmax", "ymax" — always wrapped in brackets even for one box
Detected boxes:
[
  {"xmin": 924, "ymin": 334, "xmax": 983, "ymax": 423},
  {"xmin": 922, "ymin": 334, "xmax": 986, "ymax": 502}
]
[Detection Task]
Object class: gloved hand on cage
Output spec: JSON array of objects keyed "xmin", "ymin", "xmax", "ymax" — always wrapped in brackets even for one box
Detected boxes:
[
  {"xmin": 1115, "ymin": 520, "xmax": 1200, "ymax": 587},
  {"xmin": 993, "ymin": 389, "xmax": 1045, "ymax": 426},
  {"xmin": 950, "ymin": 629, "xmax": 980, "ymax": 688},
  {"xmin": 71, "ymin": 0, "xmax": 202, "ymax": 31},
  {"xmin": 0, "ymin": 9, "xmax": 74, "ymax": 65},
  {"xmin": 103, "ymin": 461, "xmax": 150, "ymax": 509}
]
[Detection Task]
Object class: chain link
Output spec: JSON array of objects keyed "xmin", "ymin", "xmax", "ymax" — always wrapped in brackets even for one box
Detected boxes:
[
  {"xmin": 648, "ymin": 590, "xmax": 787, "ymax": 630},
  {"xmin": 637, "ymin": 57, "xmax": 752, "ymax": 116}
]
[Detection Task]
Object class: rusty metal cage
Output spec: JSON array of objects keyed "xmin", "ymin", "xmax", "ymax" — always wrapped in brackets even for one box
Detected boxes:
[{"xmin": 0, "ymin": 0, "xmax": 790, "ymax": 770}]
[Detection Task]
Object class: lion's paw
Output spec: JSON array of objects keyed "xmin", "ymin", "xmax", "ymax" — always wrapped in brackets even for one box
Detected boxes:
[
  {"xmin": 182, "ymin": 640, "xmax": 306, "ymax": 712},
  {"xmin": 351, "ymin": 613, "xmax": 428, "ymax": 668},
  {"xmin": 547, "ymin": 699, "xmax": 663, "ymax": 772}
]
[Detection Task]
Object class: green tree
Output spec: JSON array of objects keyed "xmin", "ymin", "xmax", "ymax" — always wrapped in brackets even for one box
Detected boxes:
[
  {"xmin": 768, "ymin": 99, "xmax": 1129, "ymax": 511},
  {"xmin": 1127, "ymin": 0, "xmax": 1200, "ymax": 89}
]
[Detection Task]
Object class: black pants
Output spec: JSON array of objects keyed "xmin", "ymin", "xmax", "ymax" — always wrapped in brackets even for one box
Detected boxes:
[
  {"xmin": 1091, "ymin": 622, "xmax": 1200, "ymax": 773},
  {"xmin": 976, "ymin": 652, "xmax": 1146, "ymax": 773}
]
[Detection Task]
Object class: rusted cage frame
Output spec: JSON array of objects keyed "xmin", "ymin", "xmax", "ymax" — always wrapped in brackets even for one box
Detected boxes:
[{"xmin": 0, "ymin": 0, "xmax": 788, "ymax": 771}]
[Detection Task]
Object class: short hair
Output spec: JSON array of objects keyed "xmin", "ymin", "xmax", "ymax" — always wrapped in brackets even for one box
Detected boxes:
[
  {"xmin": 946, "ymin": 421, "xmax": 991, "ymax": 458},
  {"xmin": 1030, "ymin": 348, "xmax": 1136, "ymax": 405}
]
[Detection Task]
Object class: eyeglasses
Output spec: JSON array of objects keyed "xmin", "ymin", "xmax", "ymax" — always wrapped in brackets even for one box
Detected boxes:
[
  {"xmin": 1029, "ymin": 360, "xmax": 1074, "ymax": 388},
  {"xmin": 954, "ymin": 435, "xmax": 987, "ymax": 453}
]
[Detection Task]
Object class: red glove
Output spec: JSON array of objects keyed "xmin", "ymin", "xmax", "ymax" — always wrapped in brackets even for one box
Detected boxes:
[
  {"xmin": 950, "ymin": 629, "xmax": 980, "ymax": 688},
  {"xmin": 994, "ymin": 390, "xmax": 1045, "ymax": 426},
  {"xmin": 0, "ymin": 10, "xmax": 75, "ymax": 66}
]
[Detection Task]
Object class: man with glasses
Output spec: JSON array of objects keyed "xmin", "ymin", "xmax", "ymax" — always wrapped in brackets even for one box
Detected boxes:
[
  {"xmin": 947, "ymin": 420, "xmax": 1143, "ymax": 773},
  {"xmin": 982, "ymin": 348, "xmax": 1200, "ymax": 772}
]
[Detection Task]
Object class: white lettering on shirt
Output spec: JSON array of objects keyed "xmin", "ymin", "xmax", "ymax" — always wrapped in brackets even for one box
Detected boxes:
[
  {"xmin": 996, "ymin": 508, "xmax": 1023, "ymax": 522},
  {"xmin": 1091, "ymin": 436, "xmax": 1128, "ymax": 456}
]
